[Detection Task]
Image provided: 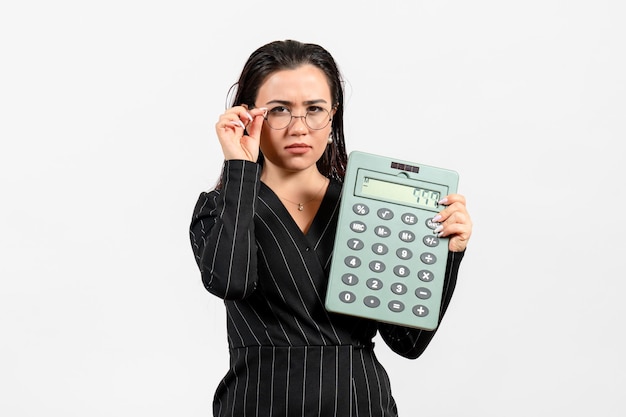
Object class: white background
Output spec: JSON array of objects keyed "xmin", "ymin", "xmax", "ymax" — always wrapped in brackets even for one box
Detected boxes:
[{"xmin": 1, "ymin": 1, "xmax": 624, "ymax": 416}]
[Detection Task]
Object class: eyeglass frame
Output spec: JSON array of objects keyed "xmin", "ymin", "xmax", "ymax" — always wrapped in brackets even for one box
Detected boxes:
[{"xmin": 262, "ymin": 105, "xmax": 336, "ymax": 130}]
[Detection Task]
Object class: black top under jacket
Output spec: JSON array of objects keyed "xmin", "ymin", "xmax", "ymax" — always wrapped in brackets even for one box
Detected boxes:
[{"xmin": 190, "ymin": 160, "xmax": 464, "ymax": 417}]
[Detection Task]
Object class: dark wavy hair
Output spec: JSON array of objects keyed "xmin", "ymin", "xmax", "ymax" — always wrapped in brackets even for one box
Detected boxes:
[{"xmin": 222, "ymin": 39, "xmax": 348, "ymax": 184}]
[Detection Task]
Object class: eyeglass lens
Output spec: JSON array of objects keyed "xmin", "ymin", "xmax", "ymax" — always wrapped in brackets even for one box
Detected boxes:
[{"xmin": 265, "ymin": 108, "xmax": 331, "ymax": 130}]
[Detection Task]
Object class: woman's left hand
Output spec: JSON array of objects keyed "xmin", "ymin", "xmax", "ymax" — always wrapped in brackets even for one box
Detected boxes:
[{"xmin": 432, "ymin": 194, "xmax": 472, "ymax": 252}]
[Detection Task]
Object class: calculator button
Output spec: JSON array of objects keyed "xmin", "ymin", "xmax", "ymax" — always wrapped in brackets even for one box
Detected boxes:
[
  {"xmin": 377, "ymin": 208, "xmax": 394, "ymax": 220},
  {"xmin": 341, "ymin": 273, "xmax": 359, "ymax": 286},
  {"xmin": 339, "ymin": 291, "xmax": 356, "ymax": 303},
  {"xmin": 401, "ymin": 213, "xmax": 418, "ymax": 225},
  {"xmin": 393, "ymin": 265, "xmax": 410, "ymax": 277},
  {"xmin": 422, "ymin": 235, "xmax": 439, "ymax": 247},
  {"xmin": 399, "ymin": 230, "xmax": 416, "ymax": 242},
  {"xmin": 369, "ymin": 261, "xmax": 386, "ymax": 273},
  {"xmin": 417, "ymin": 270, "xmax": 435, "ymax": 282},
  {"xmin": 374, "ymin": 226, "xmax": 391, "ymax": 238},
  {"xmin": 420, "ymin": 252, "xmax": 437, "ymax": 265},
  {"xmin": 344, "ymin": 256, "xmax": 362, "ymax": 268},
  {"xmin": 366, "ymin": 278, "xmax": 383, "ymax": 290},
  {"xmin": 396, "ymin": 248, "xmax": 413, "ymax": 260},
  {"xmin": 352, "ymin": 203, "xmax": 369, "ymax": 215},
  {"xmin": 391, "ymin": 283, "xmax": 407, "ymax": 295},
  {"xmin": 350, "ymin": 221, "xmax": 367, "ymax": 233},
  {"xmin": 364, "ymin": 296, "xmax": 381, "ymax": 308},
  {"xmin": 425, "ymin": 218, "xmax": 440, "ymax": 230},
  {"xmin": 388, "ymin": 301, "xmax": 405, "ymax": 312},
  {"xmin": 412, "ymin": 305, "xmax": 430, "ymax": 317},
  {"xmin": 371, "ymin": 243, "xmax": 388, "ymax": 255},
  {"xmin": 415, "ymin": 287, "xmax": 432, "ymax": 299},
  {"xmin": 347, "ymin": 238, "xmax": 364, "ymax": 250}
]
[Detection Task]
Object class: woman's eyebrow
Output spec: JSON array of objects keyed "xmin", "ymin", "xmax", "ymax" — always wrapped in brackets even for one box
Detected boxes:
[{"xmin": 264, "ymin": 99, "xmax": 329, "ymax": 106}]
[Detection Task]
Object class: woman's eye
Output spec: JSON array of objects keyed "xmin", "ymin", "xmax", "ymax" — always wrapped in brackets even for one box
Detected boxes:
[
  {"xmin": 269, "ymin": 106, "xmax": 290, "ymax": 114},
  {"xmin": 307, "ymin": 106, "xmax": 323, "ymax": 113}
]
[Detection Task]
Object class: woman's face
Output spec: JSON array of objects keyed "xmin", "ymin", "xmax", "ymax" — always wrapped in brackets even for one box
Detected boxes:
[{"xmin": 254, "ymin": 64, "xmax": 334, "ymax": 175}]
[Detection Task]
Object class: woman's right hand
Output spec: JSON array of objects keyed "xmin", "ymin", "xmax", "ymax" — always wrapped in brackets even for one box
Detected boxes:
[{"xmin": 215, "ymin": 106, "xmax": 267, "ymax": 162}]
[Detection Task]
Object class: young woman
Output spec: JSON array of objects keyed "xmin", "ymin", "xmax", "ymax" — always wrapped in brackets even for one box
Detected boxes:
[{"xmin": 190, "ymin": 39, "xmax": 472, "ymax": 417}]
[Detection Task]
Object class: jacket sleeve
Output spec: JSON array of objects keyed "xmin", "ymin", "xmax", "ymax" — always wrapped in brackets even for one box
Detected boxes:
[
  {"xmin": 378, "ymin": 250, "xmax": 465, "ymax": 359},
  {"xmin": 189, "ymin": 160, "xmax": 261, "ymax": 300}
]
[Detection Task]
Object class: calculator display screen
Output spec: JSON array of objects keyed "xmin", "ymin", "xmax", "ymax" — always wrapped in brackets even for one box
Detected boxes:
[{"xmin": 361, "ymin": 177, "xmax": 441, "ymax": 209}]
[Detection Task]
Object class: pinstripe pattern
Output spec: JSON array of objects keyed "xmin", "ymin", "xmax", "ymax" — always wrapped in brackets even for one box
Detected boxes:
[{"xmin": 190, "ymin": 160, "xmax": 464, "ymax": 416}]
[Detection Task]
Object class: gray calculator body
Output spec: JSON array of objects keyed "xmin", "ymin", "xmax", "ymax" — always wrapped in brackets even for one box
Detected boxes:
[{"xmin": 325, "ymin": 151, "xmax": 459, "ymax": 330}]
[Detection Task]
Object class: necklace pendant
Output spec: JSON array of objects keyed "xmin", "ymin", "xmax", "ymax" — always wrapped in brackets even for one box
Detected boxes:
[{"xmin": 298, "ymin": 203, "xmax": 304, "ymax": 211}]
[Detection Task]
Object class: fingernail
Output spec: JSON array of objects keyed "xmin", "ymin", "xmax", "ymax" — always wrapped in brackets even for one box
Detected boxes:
[
  {"xmin": 438, "ymin": 197, "xmax": 449, "ymax": 205},
  {"xmin": 246, "ymin": 112, "xmax": 253, "ymax": 121},
  {"xmin": 434, "ymin": 225, "xmax": 443, "ymax": 234},
  {"xmin": 431, "ymin": 214, "xmax": 442, "ymax": 223},
  {"xmin": 231, "ymin": 120, "xmax": 246, "ymax": 129}
]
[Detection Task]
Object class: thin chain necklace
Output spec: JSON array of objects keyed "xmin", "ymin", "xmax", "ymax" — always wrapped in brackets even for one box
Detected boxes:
[{"xmin": 277, "ymin": 178, "xmax": 329, "ymax": 211}]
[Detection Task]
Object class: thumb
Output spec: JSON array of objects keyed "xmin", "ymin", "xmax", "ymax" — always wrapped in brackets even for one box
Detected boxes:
[{"xmin": 245, "ymin": 114, "xmax": 265, "ymax": 140}]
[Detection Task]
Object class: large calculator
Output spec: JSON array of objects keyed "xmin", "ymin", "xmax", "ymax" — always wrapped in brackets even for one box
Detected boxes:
[{"xmin": 325, "ymin": 151, "xmax": 459, "ymax": 330}]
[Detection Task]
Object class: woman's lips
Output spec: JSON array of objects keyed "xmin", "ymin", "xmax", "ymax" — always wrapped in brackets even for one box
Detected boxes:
[{"xmin": 285, "ymin": 143, "xmax": 311, "ymax": 154}]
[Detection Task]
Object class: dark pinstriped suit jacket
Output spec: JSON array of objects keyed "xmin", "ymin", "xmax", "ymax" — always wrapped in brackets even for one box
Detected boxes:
[{"xmin": 190, "ymin": 160, "xmax": 464, "ymax": 417}]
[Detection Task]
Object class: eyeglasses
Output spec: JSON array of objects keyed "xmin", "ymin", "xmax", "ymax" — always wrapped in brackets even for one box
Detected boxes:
[{"xmin": 263, "ymin": 106, "xmax": 332, "ymax": 130}]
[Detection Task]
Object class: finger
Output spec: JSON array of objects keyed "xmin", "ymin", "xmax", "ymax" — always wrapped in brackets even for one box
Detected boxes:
[
  {"xmin": 245, "ymin": 113, "xmax": 265, "ymax": 138},
  {"xmin": 230, "ymin": 120, "xmax": 246, "ymax": 130},
  {"xmin": 435, "ymin": 213, "xmax": 470, "ymax": 236},
  {"xmin": 230, "ymin": 105, "xmax": 254, "ymax": 119},
  {"xmin": 223, "ymin": 106, "xmax": 254, "ymax": 128},
  {"xmin": 431, "ymin": 203, "xmax": 459, "ymax": 224},
  {"xmin": 248, "ymin": 107, "xmax": 268, "ymax": 118},
  {"xmin": 434, "ymin": 219, "xmax": 471, "ymax": 251},
  {"xmin": 437, "ymin": 193, "xmax": 466, "ymax": 207},
  {"xmin": 433, "ymin": 197, "xmax": 468, "ymax": 223},
  {"xmin": 216, "ymin": 113, "xmax": 244, "ymax": 132},
  {"xmin": 432, "ymin": 208, "xmax": 472, "ymax": 237}
]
